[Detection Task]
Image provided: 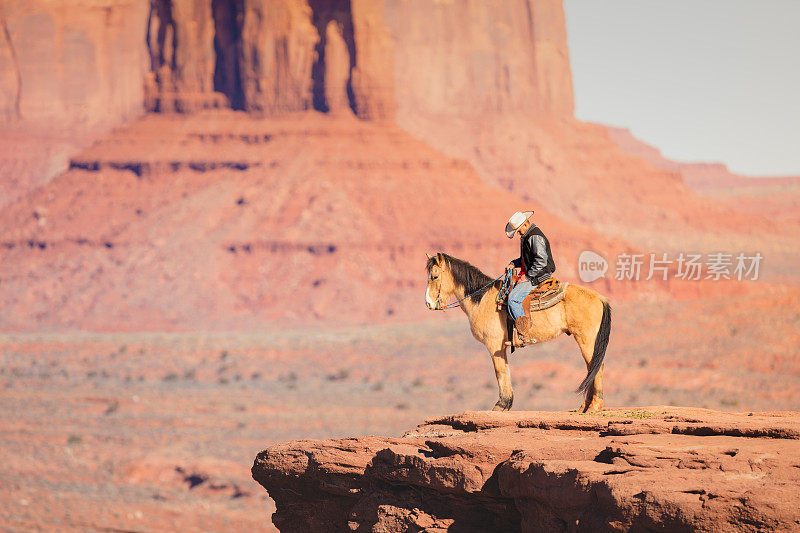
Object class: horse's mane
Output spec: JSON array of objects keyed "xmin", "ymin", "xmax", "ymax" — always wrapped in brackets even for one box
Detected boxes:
[{"xmin": 426, "ymin": 253, "xmax": 499, "ymax": 304}]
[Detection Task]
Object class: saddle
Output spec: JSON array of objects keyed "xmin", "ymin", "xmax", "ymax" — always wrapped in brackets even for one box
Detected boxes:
[{"xmin": 522, "ymin": 276, "xmax": 567, "ymax": 313}]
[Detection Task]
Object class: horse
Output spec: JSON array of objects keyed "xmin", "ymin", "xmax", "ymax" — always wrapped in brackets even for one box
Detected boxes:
[{"xmin": 425, "ymin": 252, "xmax": 611, "ymax": 413}]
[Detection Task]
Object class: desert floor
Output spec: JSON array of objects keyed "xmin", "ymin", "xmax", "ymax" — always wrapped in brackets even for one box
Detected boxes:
[{"xmin": 1, "ymin": 291, "xmax": 798, "ymax": 532}]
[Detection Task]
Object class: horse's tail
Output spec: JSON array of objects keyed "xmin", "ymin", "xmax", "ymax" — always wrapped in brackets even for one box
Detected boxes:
[{"xmin": 577, "ymin": 300, "xmax": 611, "ymax": 395}]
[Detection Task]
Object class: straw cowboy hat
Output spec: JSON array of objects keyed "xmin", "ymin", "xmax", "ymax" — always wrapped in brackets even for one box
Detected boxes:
[{"xmin": 505, "ymin": 210, "xmax": 534, "ymax": 238}]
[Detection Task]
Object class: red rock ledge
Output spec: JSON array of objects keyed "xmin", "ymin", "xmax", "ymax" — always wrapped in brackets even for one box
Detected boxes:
[{"xmin": 252, "ymin": 407, "xmax": 800, "ymax": 532}]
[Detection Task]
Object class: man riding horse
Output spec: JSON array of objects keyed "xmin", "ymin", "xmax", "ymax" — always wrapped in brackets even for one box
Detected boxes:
[
  {"xmin": 423, "ymin": 210, "xmax": 611, "ymax": 411},
  {"xmin": 505, "ymin": 210, "xmax": 557, "ymax": 344}
]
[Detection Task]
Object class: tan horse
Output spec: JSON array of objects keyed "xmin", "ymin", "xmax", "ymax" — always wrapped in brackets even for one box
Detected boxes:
[{"xmin": 425, "ymin": 253, "xmax": 611, "ymax": 412}]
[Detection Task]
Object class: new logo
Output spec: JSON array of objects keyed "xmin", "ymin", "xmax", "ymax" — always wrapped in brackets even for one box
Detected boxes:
[{"xmin": 578, "ymin": 250, "xmax": 608, "ymax": 282}]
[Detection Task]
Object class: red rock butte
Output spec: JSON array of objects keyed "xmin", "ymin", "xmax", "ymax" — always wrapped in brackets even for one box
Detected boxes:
[{"xmin": 2, "ymin": 0, "xmax": 797, "ymax": 329}]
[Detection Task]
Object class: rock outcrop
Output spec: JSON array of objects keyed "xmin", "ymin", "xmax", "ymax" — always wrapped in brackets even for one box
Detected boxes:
[{"xmin": 252, "ymin": 407, "xmax": 800, "ymax": 532}]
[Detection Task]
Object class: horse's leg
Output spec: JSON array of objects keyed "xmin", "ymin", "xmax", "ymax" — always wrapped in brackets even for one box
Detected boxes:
[
  {"xmin": 580, "ymin": 301, "xmax": 610, "ymax": 413},
  {"xmin": 563, "ymin": 286, "xmax": 610, "ymax": 413},
  {"xmin": 573, "ymin": 335, "xmax": 601, "ymax": 412},
  {"xmin": 586, "ymin": 364, "xmax": 604, "ymax": 413},
  {"xmin": 489, "ymin": 346, "xmax": 513, "ymax": 411}
]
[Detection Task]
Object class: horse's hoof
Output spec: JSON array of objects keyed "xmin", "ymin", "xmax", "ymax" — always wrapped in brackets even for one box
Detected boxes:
[
  {"xmin": 583, "ymin": 401, "xmax": 604, "ymax": 414},
  {"xmin": 493, "ymin": 397, "xmax": 513, "ymax": 411}
]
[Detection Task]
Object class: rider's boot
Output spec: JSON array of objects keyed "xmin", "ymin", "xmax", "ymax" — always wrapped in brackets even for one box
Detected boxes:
[{"xmin": 513, "ymin": 316, "xmax": 536, "ymax": 347}]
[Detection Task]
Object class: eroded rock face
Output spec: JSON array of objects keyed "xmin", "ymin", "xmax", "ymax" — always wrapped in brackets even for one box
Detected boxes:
[
  {"xmin": 144, "ymin": 0, "xmax": 573, "ymax": 119},
  {"xmin": 1, "ymin": 0, "xmax": 574, "ymax": 205},
  {"xmin": 386, "ymin": 0, "xmax": 574, "ymax": 120},
  {"xmin": 0, "ymin": 0, "xmax": 149, "ymax": 208},
  {"xmin": 0, "ymin": 0, "xmax": 147, "ymax": 125},
  {"xmin": 145, "ymin": 0, "xmax": 223, "ymax": 112},
  {"xmin": 239, "ymin": 0, "xmax": 394, "ymax": 119},
  {"xmin": 240, "ymin": 0, "xmax": 318, "ymax": 114},
  {"xmin": 252, "ymin": 407, "xmax": 800, "ymax": 532}
]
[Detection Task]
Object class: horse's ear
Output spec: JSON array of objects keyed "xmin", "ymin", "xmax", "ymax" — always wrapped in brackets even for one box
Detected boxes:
[{"xmin": 426, "ymin": 253, "xmax": 432, "ymax": 260}]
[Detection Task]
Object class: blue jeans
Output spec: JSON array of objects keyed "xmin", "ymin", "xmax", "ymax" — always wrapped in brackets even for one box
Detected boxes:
[{"xmin": 508, "ymin": 280, "xmax": 534, "ymax": 321}]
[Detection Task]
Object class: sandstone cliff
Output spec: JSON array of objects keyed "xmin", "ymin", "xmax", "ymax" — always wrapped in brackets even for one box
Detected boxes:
[
  {"xmin": 0, "ymin": 0, "xmax": 149, "ymax": 207},
  {"xmin": 1, "ymin": 0, "xmax": 574, "ymax": 205},
  {"xmin": 253, "ymin": 407, "xmax": 800, "ymax": 532},
  {"xmin": 2, "ymin": 0, "xmax": 574, "ymax": 123},
  {"xmin": 387, "ymin": 0, "xmax": 573, "ymax": 119},
  {"xmin": 0, "ymin": 0, "xmax": 147, "ymax": 126},
  {"xmin": 141, "ymin": 0, "xmax": 572, "ymax": 119}
]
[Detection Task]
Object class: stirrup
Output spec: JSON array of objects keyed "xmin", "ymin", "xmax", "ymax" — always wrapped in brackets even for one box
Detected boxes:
[{"xmin": 506, "ymin": 324, "xmax": 538, "ymax": 348}]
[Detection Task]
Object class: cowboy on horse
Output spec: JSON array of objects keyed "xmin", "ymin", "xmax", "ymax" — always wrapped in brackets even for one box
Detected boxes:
[{"xmin": 504, "ymin": 210, "xmax": 559, "ymax": 345}]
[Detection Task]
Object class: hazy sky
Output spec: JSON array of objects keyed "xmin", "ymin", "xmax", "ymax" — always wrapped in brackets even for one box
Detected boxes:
[{"xmin": 564, "ymin": 1, "xmax": 800, "ymax": 176}]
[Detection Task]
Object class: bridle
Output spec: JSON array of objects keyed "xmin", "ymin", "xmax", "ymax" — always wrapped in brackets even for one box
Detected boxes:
[{"xmin": 429, "ymin": 273, "xmax": 504, "ymax": 311}]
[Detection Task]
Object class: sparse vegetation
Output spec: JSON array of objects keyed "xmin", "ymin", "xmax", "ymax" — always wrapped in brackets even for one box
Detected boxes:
[
  {"xmin": 327, "ymin": 368, "xmax": 350, "ymax": 381},
  {"xmin": 595, "ymin": 410, "xmax": 664, "ymax": 419},
  {"xmin": 278, "ymin": 372, "xmax": 297, "ymax": 383},
  {"xmin": 104, "ymin": 400, "xmax": 120, "ymax": 415}
]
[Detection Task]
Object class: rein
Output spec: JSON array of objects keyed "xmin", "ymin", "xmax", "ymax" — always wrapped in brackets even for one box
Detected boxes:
[{"xmin": 435, "ymin": 274, "xmax": 504, "ymax": 311}]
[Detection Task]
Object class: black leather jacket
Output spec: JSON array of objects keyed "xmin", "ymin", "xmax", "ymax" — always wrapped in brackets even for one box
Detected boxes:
[{"xmin": 511, "ymin": 224, "xmax": 555, "ymax": 284}]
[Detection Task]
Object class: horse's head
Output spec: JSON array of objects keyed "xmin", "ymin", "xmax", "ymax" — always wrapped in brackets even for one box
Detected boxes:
[{"xmin": 425, "ymin": 253, "xmax": 455, "ymax": 310}]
